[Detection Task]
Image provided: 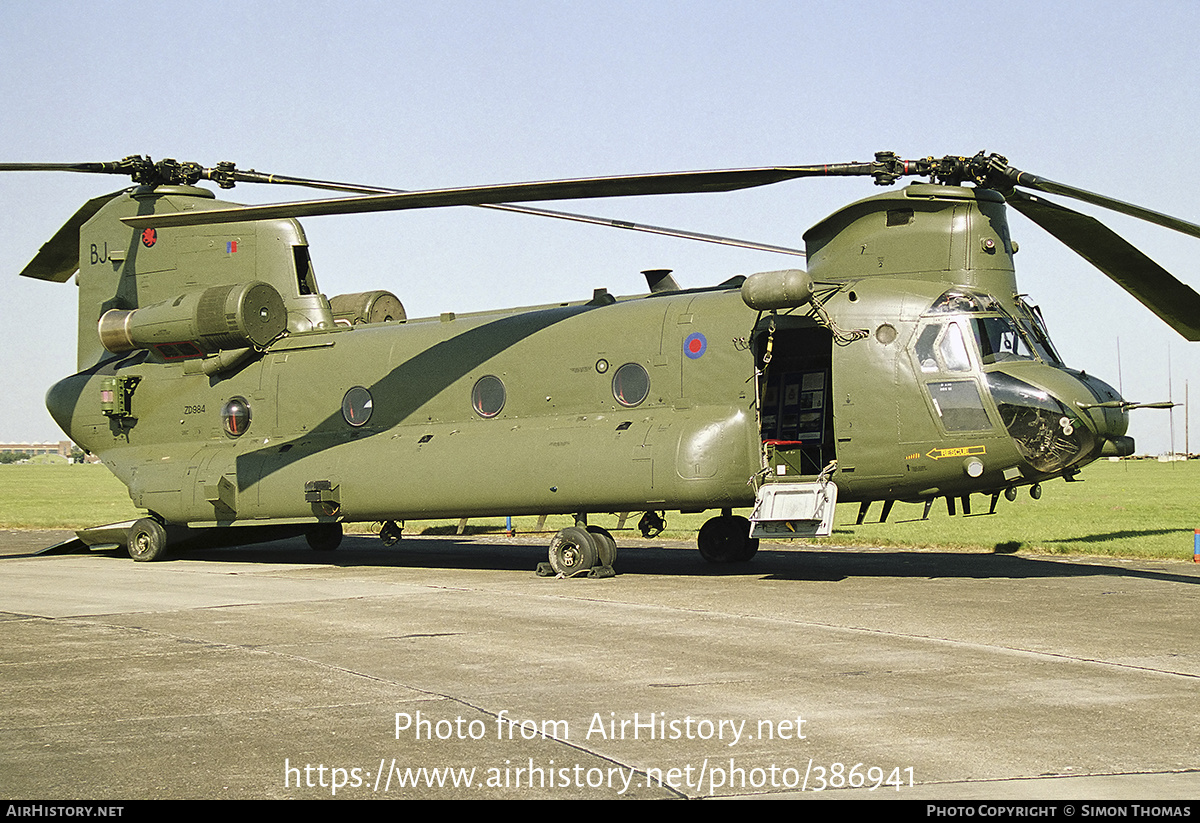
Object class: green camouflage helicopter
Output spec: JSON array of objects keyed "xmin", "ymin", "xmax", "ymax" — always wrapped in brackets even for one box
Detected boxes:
[{"xmin": 7, "ymin": 151, "xmax": 1199, "ymax": 573}]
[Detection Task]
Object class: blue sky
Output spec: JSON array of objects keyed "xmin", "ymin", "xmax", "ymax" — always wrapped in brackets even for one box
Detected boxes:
[{"xmin": 2, "ymin": 0, "xmax": 1199, "ymax": 454}]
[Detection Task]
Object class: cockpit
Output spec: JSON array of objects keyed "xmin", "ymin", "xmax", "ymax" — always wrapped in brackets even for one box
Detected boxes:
[
  {"xmin": 918, "ymin": 290, "xmax": 1062, "ymax": 369},
  {"xmin": 913, "ymin": 289, "xmax": 1118, "ymax": 476}
]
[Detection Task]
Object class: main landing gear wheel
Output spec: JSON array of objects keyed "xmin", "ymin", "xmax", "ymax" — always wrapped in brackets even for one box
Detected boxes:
[
  {"xmin": 127, "ymin": 517, "xmax": 168, "ymax": 562},
  {"xmin": 307, "ymin": 522, "xmax": 343, "ymax": 551},
  {"xmin": 546, "ymin": 526, "xmax": 599, "ymax": 576},
  {"xmin": 698, "ymin": 515, "xmax": 758, "ymax": 563},
  {"xmin": 586, "ymin": 525, "xmax": 618, "ymax": 568}
]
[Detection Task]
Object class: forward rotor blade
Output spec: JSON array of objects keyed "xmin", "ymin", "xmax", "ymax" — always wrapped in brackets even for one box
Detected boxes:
[
  {"xmin": 209, "ymin": 174, "xmax": 808, "ymax": 256},
  {"xmin": 0, "ymin": 161, "xmax": 132, "ymax": 174},
  {"xmin": 122, "ymin": 164, "xmax": 877, "ymax": 229},
  {"xmin": 1006, "ymin": 167, "xmax": 1200, "ymax": 240},
  {"xmin": 1008, "ymin": 190, "xmax": 1200, "ymax": 340}
]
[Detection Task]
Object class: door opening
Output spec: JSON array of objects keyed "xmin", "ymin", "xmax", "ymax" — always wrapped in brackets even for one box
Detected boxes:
[{"xmin": 756, "ymin": 323, "xmax": 836, "ymax": 477}]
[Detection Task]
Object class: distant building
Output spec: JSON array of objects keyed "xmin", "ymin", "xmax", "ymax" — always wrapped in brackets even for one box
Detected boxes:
[{"xmin": 0, "ymin": 441, "xmax": 79, "ymax": 460}]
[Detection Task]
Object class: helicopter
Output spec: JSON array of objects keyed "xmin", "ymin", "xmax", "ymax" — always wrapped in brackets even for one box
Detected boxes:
[{"xmin": 7, "ymin": 151, "xmax": 1200, "ymax": 574}]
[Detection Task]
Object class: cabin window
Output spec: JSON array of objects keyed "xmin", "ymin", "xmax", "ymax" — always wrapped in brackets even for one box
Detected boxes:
[
  {"xmin": 612, "ymin": 363, "xmax": 650, "ymax": 407},
  {"xmin": 472, "ymin": 375, "xmax": 506, "ymax": 418},
  {"xmin": 342, "ymin": 386, "xmax": 374, "ymax": 427},
  {"xmin": 222, "ymin": 397, "xmax": 251, "ymax": 437}
]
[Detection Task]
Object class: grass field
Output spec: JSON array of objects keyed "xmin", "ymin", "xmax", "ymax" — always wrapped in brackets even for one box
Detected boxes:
[{"xmin": 2, "ymin": 460, "xmax": 1197, "ymax": 560}]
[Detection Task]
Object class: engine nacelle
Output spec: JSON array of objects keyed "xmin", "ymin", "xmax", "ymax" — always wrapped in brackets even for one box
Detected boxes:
[
  {"xmin": 98, "ymin": 281, "xmax": 286, "ymax": 358},
  {"xmin": 328, "ymin": 290, "xmax": 406, "ymax": 325}
]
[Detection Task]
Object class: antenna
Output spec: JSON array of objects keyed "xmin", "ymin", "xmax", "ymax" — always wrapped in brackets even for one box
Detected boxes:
[{"xmin": 1168, "ymin": 343, "xmax": 1176, "ymax": 459}]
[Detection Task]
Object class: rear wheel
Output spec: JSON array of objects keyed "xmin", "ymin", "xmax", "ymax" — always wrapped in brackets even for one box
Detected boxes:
[
  {"xmin": 586, "ymin": 525, "xmax": 618, "ymax": 568},
  {"xmin": 548, "ymin": 527, "xmax": 598, "ymax": 575},
  {"xmin": 128, "ymin": 518, "xmax": 168, "ymax": 562}
]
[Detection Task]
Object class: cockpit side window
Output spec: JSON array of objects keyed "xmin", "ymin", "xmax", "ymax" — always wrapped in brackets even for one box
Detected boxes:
[
  {"xmin": 939, "ymin": 322, "xmax": 972, "ymax": 372},
  {"xmin": 915, "ymin": 321, "xmax": 972, "ymax": 373},
  {"xmin": 927, "ymin": 380, "xmax": 992, "ymax": 431},
  {"xmin": 915, "ymin": 325, "xmax": 941, "ymax": 373}
]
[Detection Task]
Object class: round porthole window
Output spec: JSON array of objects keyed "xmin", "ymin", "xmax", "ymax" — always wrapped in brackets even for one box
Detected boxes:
[
  {"xmin": 222, "ymin": 396, "xmax": 251, "ymax": 437},
  {"xmin": 472, "ymin": 375, "xmax": 506, "ymax": 418},
  {"xmin": 342, "ymin": 386, "xmax": 374, "ymax": 427},
  {"xmin": 612, "ymin": 362, "xmax": 650, "ymax": 407}
]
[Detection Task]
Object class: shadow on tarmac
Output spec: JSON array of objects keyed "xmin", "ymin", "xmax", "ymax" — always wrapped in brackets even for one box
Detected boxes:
[{"xmin": 13, "ymin": 529, "xmax": 1193, "ymax": 588}]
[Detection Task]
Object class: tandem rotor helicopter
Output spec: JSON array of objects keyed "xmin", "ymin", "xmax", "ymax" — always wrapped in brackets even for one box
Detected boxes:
[{"xmin": 7, "ymin": 150, "xmax": 1200, "ymax": 573}]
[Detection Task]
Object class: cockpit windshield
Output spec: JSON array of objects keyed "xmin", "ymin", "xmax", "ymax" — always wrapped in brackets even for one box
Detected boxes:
[
  {"xmin": 1015, "ymin": 298, "xmax": 1064, "ymax": 366},
  {"xmin": 920, "ymin": 290, "xmax": 1060, "ymax": 369},
  {"xmin": 969, "ymin": 316, "xmax": 1036, "ymax": 364}
]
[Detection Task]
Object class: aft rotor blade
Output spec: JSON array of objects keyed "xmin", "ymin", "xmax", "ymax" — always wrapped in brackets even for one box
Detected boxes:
[
  {"xmin": 487, "ymin": 204, "xmax": 807, "ymax": 256},
  {"xmin": 122, "ymin": 163, "xmax": 878, "ymax": 229},
  {"xmin": 3, "ymin": 159, "xmax": 806, "ymax": 256},
  {"xmin": 1008, "ymin": 190, "xmax": 1200, "ymax": 340},
  {"xmin": 19, "ymin": 191, "xmax": 126, "ymax": 282}
]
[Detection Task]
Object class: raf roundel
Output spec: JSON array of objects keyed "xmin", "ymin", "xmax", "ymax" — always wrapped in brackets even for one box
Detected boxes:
[{"xmin": 683, "ymin": 331, "xmax": 707, "ymax": 360}]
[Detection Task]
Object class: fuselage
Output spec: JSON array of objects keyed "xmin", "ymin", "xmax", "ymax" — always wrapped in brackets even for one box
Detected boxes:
[{"xmin": 39, "ymin": 181, "xmax": 1130, "ymax": 531}]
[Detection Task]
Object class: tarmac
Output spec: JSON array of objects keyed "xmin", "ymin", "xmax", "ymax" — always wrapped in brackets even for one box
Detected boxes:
[{"xmin": 1, "ymin": 527, "xmax": 1197, "ymax": 800}]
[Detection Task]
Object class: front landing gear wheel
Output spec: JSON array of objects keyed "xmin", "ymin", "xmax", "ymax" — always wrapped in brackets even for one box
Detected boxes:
[
  {"xmin": 547, "ymin": 527, "xmax": 598, "ymax": 576},
  {"xmin": 307, "ymin": 522, "xmax": 343, "ymax": 551},
  {"xmin": 698, "ymin": 515, "xmax": 758, "ymax": 563},
  {"xmin": 128, "ymin": 518, "xmax": 168, "ymax": 562}
]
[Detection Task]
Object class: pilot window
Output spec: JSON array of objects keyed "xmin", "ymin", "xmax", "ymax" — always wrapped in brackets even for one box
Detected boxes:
[{"xmin": 915, "ymin": 322, "xmax": 971, "ymax": 373}]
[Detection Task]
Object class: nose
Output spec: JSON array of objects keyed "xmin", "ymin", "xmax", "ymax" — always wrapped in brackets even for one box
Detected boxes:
[
  {"xmin": 1072, "ymin": 372, "xmax": 1135, "ymax": 457},
  {"xmin": 985, "ymin": 368, "xmax": 1129, "ymax": 475}
]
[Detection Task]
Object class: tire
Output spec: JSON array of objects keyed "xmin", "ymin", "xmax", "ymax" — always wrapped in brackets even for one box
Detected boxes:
[
  {"xmin": 128, "ymin": 518, "xmax": 169, "ymax": 562},
  {"xmin": 307, "ymin": 522, "xmax": 343, "ymax": 551},
  {"xmin": 698, "ymin": 515, "xmax": 758, "ymax": 563},
  {"xmin": 547, "ymin": 527, "xmax": 598, "ymax": 575},
  {"xmin": 586, "ymin": 525, "xmax": 618, "ymax": 568}
]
